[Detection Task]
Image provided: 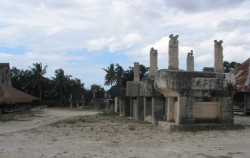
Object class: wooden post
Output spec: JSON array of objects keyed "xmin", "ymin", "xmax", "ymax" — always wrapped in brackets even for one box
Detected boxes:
[{"xmin": 244, "ymin": 93, "xmax": 247, "ymax": 115}]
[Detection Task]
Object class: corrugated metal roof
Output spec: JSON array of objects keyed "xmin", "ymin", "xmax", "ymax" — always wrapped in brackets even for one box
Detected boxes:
[{"xmin": 233, "ymin": 58, "xmax": 250, "ymax": 92}]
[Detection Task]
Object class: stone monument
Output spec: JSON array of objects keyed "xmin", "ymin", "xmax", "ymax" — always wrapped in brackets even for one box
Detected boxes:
[
  {"xmin": 214, "ymin": 40, "xmax": 224, "ymax": 72},
  {"xmin": 134, "ymin": 62, "xmax": 140, "ymax": 82},
  {"xmin": 149, "ymin": 47, "xmax": 158, "ymax": 77},
  {"xmin": 168, "ymin": 34, "xmax": 179, "ymax": 70},
  {"xmin": 187, "ymin": 50, "xmax": 194, "ymax": 71}
]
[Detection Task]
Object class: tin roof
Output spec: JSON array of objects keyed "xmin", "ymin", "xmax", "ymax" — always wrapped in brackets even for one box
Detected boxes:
[{"xmin": 233, "ymin": 58, "xmax": 250, "ymax": 92}]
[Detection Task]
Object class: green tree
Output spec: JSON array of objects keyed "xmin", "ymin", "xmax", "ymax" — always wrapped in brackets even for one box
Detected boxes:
[
  {"xmin": 121, "ymin": 64, "xmax": 149, "ymax": 86},
  {"xmin": 223, "ymin": 61, "xmax": 240, "ymax": 73},
  {"xmin": 103, "ymin": 63, "xmax": 116, "ymax": 86},
  {"xmin": 67, "ymin": 78, "xmax": 85, "ymax": 101},
  {"xmin": 29, "ymin": 63, "xmax": 48, "ymax": 105},
  {"xmin": 90, "ymin": 84, "xmax": 105, "ymax": 98},
  {"xmin": 53, "ymin": 68, "xmax": 71, "ymax": 105},
  {"xmin": 11, "ymin": 67, "xmax": 33, "ymax": 93}
]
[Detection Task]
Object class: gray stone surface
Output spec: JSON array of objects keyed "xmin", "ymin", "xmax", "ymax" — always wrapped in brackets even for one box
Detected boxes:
[
  {"xmin": 214, "ymin": 40, "xmax": 224, "ymax": 72},
  {"xmin": 149, "ymin": 47, "xmax": 158, "ymax": 77},
  {"xmin": 154, "ymin": 70, "xmax": 232, "ymax": 97},
  {"xmin": 126, "ymin": 81, "xmax": 141, "ymax": 97},
  {"xmin": 155, "ymin": 69, "xmax": 236, "ymax": 125},
  {"xmin": 140, "ymin": 77, "xmax": 163, "ymax": 97},
  {"xmin": 168, "ymin": 34, "xmax": 179, "ymax": 70}
]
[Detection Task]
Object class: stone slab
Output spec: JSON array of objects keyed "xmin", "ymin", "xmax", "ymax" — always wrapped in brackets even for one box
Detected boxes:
[{"xmin": 126, "ymin": 81, "xmax": 141, "ymax": 97}]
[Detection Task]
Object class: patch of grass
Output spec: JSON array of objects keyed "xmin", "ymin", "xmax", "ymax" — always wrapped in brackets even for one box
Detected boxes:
[
  {"xmin": 98, "ymin": 111, "xmax": 118, "ymax": 117},
  {"xmin": 78, "ymin": 117, "xmax": 86, "ymax": 122},
  {"xmin": 64, "ymin": 119, "xmax": 78, "ymax": 124},
  {"xmin": 128, "ymin": 125, "xmax": 136, "ymax": 131},
  {"xmin": 0, "ymin": 114, "xmax": 14, "ymax": 122}
]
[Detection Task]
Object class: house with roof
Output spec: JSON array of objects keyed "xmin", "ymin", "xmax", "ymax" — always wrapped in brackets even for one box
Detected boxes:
[
  {"xmin": 232, "ymin": 58, "xmax": 250, "ymax": 114},
  {"xmin": 0, "ymin": 63, "xmax": 38, "ymax": 113}
]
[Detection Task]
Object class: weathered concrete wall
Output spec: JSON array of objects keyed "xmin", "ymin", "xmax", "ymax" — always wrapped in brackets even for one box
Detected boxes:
[
  {"xmin": 155, "ymin": 69, "xmax": 236, "ymax": 125},
  {"xmin": 219, "ymin": 97, "xmax": 234, "ymax": 124},
  {"xmin": 194, "ymin": 102, "xmax": 219, "ymax": 123},
  {"xmin": 153, "ymin": 97, "xmax": 165, "ymax": 124},
  {"xmin": 155, "ymin": 70, "xmax": 232, "ymax": 97},
  {"xmin": 126, "ymin": 81, "xmax": 141, "ymax": 97},
  {"xmin": 140, "ymin": 77, "xmax": 163, "ymax": 97}
]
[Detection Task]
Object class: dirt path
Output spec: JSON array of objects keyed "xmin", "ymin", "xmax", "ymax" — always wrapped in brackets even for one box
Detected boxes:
[
  {"xmin": 0, "ymin": 108, "xmax": 98, "ymax": 135},
  {"xmin": 1, "ymin": 110, "xmax": 250, "ymax": 158}
]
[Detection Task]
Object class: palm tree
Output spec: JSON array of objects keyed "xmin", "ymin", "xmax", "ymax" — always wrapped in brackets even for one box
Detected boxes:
[
  {"xmin": 29, "ymin": 63, "xmax": 48, "ymax": 105},
  {"xmin": 103, "ymin": 63, "xmax": 116, "ymax": 86},
  {"xmin": 53, "ymin": 68, "xmax": 69, "ymax": 105}
]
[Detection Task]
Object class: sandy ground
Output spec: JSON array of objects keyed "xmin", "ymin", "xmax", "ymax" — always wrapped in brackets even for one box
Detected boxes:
[{"xmin": 1, "ymin": 108, "xmax": 250, "ymax": 158}]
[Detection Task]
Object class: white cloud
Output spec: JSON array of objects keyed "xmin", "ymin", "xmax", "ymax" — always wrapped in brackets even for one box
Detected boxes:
[
  {"xmin": 0, "ymin": 0, "xmax": 249, "ymax": 88},
  {"xmin": 85, "ymin": 37, "xmax": 115, "ymax": 51}
]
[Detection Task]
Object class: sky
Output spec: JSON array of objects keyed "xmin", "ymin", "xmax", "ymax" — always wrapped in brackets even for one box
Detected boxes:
[{"xmin": 0, "ymin": 0, "xmax": 249, "ymax": 90}]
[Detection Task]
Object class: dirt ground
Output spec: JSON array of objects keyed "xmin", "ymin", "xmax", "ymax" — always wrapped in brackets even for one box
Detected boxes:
[{"xmin": 1, "ymin": 108, "xmax": 250, "ymax": 158}]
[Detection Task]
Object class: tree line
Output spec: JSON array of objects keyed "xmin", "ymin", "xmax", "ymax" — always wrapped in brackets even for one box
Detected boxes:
[
  {"xmin": 103, "ymin": 63, "xmax": 149, "ymax": 87},
  {"xmin": 11, "ymin": 63, "xmax": 105, "ymax": 107}
]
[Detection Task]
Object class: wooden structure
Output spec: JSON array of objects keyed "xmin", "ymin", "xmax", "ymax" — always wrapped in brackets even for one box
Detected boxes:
[
  {"xmin": 0, "ymin": 63, "xmax": 38, "ymax": 113},
  {"xmin": 232, "ymin": 58, "xmax": 250, "ymax": 114}
]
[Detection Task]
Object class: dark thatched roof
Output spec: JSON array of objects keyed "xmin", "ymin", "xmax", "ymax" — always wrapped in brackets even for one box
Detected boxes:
[{"xmin": 0, "ymin": 83, "xmax": 38, "ymax": 105}]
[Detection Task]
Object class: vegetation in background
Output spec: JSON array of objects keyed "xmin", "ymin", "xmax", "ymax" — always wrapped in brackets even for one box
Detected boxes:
[
  {"xmin": 103, "ymin": 63, "xmax": 149, "ymax": 87},
  {"xmin": 223, "ymin": 61, "xmax": 240, "ymax": 73},
  {"xmin": 10, "ymin": 62, "xmax": 105, "ymax": 107}
]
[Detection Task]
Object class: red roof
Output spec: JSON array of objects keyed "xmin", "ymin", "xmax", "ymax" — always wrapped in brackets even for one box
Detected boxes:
[{"xmin": 233, "ymin": 58, "xmax": 250, "ymax": 92}]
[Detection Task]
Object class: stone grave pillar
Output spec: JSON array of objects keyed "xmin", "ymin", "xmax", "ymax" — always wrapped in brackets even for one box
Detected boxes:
[
  {"xmin": 187, "ymin": 50, "xmax": 194, "ymax": 71},
  {"xmin": 134, "ymin": 62, "xmax": 140, "ymax": 81},
  {"xmin": 149, "ymin": 47, "xmax": 158, "ymax": 77},
  {"xmin": 214, "ymin": 40, "xmax": 224, "ymax": 72},
  {"xmin": 168, "ymin": 34, "xmax": 179, "ymax": 70}
]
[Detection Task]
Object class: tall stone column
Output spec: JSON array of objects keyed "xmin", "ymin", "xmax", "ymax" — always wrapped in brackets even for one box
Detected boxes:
[
  {"xmin": 167, "ymin": 97, "xmax": 175, "ymax": 122},
  {"xmin": 134, "ymin": 62, "xmax": 140, "ymax": 81},
  {"xmin": 143, "ymin": 97, "xmax": 146, "ymax": 121},
  {"xmin": 151, "ymin": 97, "xmax": 155, "ymax": 124},
  {"xmin": 214, "ymin": 40, "xmax": 224, "ymax": 72},
  {"xmin": 130, "ymin": 98, "xmax": 133, "ymax": 117},
  {"xmin": 187, "ymin": 50, "xmax": 194, "ymax": 71},
  {"xmin": 168, "ymin": 34, "xmax": 179, "ymax": 70},
  {"xmin": 149, "ymin": 47, "xmax": 158, "ymax": 77},
  {"xmin": 114, "ymin": 97, "xmax": 118, "ymax": 112}
]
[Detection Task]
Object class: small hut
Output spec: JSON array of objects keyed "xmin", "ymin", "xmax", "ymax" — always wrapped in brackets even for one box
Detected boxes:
[
  {"xmin": 0, "ymin": 63, "xmax": 38, "ymax": 113},
  {"xmin": 0, "ymin": 83, "xmax": 38, "ymax": 113},
  {"xmin": 233, "ymin": 58, "xmax": 250, "ymax": 114}
]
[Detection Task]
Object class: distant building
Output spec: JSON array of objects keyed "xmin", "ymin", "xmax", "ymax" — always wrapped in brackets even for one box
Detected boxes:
[
  {"xmin": 232, "ymin": 58, "xmax": 250, "ymax": 114},
  {"xmin": 203, "ymin": 67, "xmax": 214, "ymax": 72},
  {"xmin": 0, "ymin": 63, "xmax": 38, "ymax": 113}
]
